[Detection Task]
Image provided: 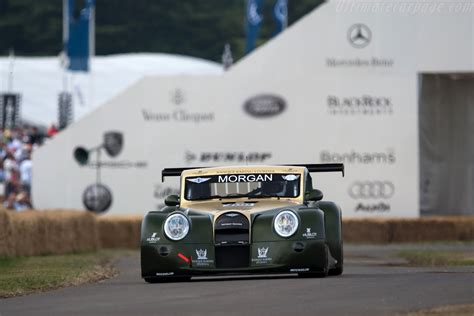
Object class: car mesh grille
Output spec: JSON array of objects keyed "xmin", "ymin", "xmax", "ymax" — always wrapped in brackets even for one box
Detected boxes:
[{"xmin": 215, "ymin": 212, "xmax": 250, "ymax": 268}]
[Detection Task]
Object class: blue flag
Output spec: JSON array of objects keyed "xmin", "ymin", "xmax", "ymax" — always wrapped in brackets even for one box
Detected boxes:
[
  {"xmin": 245, "ymin": 0, "xmax": 264, "ymax": 54},
  {"xmin": 66, "ymin": 0, "xmax": 94, "ymax": 72},
  {"xmin": 273, "ymin": 0, "xmax": 288, "ymax": 34}
]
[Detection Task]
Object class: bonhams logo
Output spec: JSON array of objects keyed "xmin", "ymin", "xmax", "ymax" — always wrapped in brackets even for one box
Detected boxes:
[
  {"xmin": 244, "ymin": 94, "xmax": 286, "ymax": 118},
  {"xmin": 320, "ymin": 150, "xmax": 396, "ymax": 165},
  {"xmin": 327, "ymin": 95, "xmax": 393, "ymax": 115}
]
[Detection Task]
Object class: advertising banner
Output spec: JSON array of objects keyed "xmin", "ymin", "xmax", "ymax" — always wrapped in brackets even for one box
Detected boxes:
[{"xmin": 32, "ymin": 0, "xmax": 473, "ymax": 217}]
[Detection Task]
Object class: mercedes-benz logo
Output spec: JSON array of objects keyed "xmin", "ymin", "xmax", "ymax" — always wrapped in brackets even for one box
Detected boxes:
[{"xmin": 347, "ymin": 23, "xmax": 371, "ymax": 48}]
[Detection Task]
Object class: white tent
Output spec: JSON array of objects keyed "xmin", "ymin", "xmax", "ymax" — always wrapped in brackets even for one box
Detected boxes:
[{"xmin": 0, "ymin": 53, "xmax": 223, "ymax": 126}]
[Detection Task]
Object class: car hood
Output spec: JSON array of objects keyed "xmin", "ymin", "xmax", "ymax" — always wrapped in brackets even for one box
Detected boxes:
[{"xmin": 184, "ymin": 199, "xmax": 302, "ymax": 216}]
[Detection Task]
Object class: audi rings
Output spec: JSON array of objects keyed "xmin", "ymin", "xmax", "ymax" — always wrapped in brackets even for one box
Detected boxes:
[{"xmin": 348, "ymin": 181, "xmax": 395, "ymax": 199}]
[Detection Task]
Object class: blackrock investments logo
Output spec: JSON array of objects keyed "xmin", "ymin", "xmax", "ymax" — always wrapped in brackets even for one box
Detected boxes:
[
  {"xmin": 327, "ymin": 95, "xmax": 393, "ymax": 115},
  {"xmin": 347, "ymin": 23, "xmax": 371, "ymax": 48},
  {"xmin": 349, "ymin": 181, "xmax": 395, "ymax": 213},
  {"xmin": 185, "ymin": 151, "xmax": 272, "ymax": 164},
  {"xmin": 320, "ymin": 149, "xmax": 396, "ymax": 165},
  {"xmin": 243, "ymin": 94, "xmax": 286, "ymax": 118},
  {"xmin": 142, "ymin": 88, "xmax": 214, "ymax": 124}
]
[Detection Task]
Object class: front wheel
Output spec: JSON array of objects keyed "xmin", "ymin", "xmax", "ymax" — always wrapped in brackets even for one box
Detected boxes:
[
  {"xmin": 328, "ymin": 266, "xmax": 343, "ymax": 276},
  {"xmin": 329, "ymin": 242, "xmax": 343, "ymax": 276},
  {"xmin": 298, "ymin": 245, "xmax": 329, "ymax": 278}
]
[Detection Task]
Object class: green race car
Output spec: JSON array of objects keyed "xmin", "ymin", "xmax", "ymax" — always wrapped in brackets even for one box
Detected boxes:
[{"xmin": 141, "ymin": 163, "xmax": 344, "ymax": 283}]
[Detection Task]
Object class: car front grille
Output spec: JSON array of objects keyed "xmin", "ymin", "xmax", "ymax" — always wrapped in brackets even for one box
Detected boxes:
[{"xmin": 214, "ymin": 212, "xmax": 250, "ymax": 269}]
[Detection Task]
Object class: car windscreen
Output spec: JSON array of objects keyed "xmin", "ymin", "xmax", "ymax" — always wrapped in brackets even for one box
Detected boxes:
[{"xmin": 184, "ymin": 173, "xmax": 301, "ymax": 200}]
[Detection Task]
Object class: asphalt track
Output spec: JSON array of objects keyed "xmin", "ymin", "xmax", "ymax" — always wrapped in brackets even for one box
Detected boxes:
[{"xmin": 1, "ymin": 245, "xmax": 473, "ymax": 316}]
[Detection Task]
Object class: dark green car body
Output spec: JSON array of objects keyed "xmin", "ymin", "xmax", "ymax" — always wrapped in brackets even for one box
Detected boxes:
[{"xmin": 141, "ymin": 164, "xmax": 344, "ymax": 282}]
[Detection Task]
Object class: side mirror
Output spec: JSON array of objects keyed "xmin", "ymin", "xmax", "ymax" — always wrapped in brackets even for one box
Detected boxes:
[
  {"xmin": 164, "ymin": 194, "xmax": 180, "ymax": 207},
  {"xmin": 306, "ymin": 189, "xmax": 323, "ymax": 201}
]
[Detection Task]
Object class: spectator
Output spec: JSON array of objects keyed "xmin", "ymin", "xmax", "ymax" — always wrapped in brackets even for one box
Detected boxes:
[
  {"xmin": 3, "ymin": 192, "xmax": 16, "ymax": 210},
  {"xmin": 20, "ymin": 152, "xmax": 32, "ymax": 195},
  {"xmin": 3, "ymin": 151, "xmax": 18, "ymax": 197},
  {"xmin": 0, "ymin": 124, "xmax": 49, "ymax": 208},
  {"xmin": 27, "ymin": 127, "xmax": 43, "ymax": 146},
  {"xmin": 14, "ymin": 191, "xmax": 33, "ymax": 211},
  {"xmin": 47, "ymin": 124, "xmax": 58, "ymax": 137}
]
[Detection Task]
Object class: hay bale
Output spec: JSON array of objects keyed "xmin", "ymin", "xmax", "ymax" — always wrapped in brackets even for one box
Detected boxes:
[
  {"xmin": 40, "ymin": 210, "xmax": 100, "ymax": 254},
  {"xmin": 98, "ymin": 216, "xmax": 142, "ymax": 249},
  {"xmin": 0, "ymin": 208, "xmax": 13, "ymax": 256},
  {"xmin": 342, "ymin": 218, "xmax": 392, "ymax": 243},
  {"xmin": 7, "ymin": 210, "xmax": 100, "ymax": 256},
  {"xmin": 391, "ymin": 217, "xmax": 474, "ymax": 242}
]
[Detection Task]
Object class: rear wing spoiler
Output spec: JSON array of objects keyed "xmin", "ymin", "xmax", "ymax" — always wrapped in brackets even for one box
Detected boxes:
[
  {"xmin": 286, "ymin": 163, "xmax": 344, "ymax": 177},
  {"xmin": 161, "ymin": 163, "xmax": 344, "ymax": 182}
]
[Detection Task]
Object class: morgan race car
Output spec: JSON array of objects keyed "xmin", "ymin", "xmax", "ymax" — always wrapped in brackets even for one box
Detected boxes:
[{"xmin": 141, "ymin": 163, "xmax": 344, "ymax": 283}]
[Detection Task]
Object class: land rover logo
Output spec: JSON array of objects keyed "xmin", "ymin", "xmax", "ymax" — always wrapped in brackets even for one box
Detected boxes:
[{"xmin": 244, "ymin": 94, "xmax": 286, "ymax": 118}]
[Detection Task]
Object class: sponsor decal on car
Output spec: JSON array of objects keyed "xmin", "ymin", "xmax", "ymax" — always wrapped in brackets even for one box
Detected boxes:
[
  {"xmin": 252, "ymin": 247, "xmax": 272, "ymax": 264},
  {"xmin": 282, "ymin": 174, "xmax": 299, "ymax": 181},
  {"xmin": 156, "ymin": 272, "xmax": 174, "ymax": 276},
  {"xmin": 223, "ymin": 203, "xmax": 256, "ymax": 207},
  {"xmin": 192, "ymin": 249, "xmax": 214, "ymax": 267},
  {"xmin": 186, "ymin": 177, "xmax": 211, "ymax": 184},
  {"xmin": 218, "ymin": 174, "xmax": 273, "ymax": 183},
  {"xmin": 302, "ymin": 228, "xmax": 318, "ymax": 239},
  {"xmin": 146, "ymin": 232, "xmax": 161, "ymax": 244},
  {"xmin": 290, "ymin": 268, "xmax": 310, "ymax": 272}
]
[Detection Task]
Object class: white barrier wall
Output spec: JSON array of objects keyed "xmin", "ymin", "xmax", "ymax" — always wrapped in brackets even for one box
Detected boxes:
[{"xmin": 33, "ymin": 0, "xmax": 474, "ymax": 217}]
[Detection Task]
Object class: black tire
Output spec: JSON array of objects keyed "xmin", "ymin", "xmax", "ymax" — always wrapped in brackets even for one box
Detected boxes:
[
  {"xmin": 298, "ymin": 245, "xmax": 329, "ymax": 278},
  {"xmin": 329, "ymin": 241, "xmax": 344, "ymax": 276},
  {"xmin": 318, "ymin": 201, "xmax": 344, "ymax": 276},
  {"xmin": 328, "ymin": 266, "xmax": 343, "ymax": 276}
]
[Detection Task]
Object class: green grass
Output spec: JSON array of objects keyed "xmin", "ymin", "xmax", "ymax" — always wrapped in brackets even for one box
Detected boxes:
[
  {"xmin": 0, "ymin": 250, "xmax": 124, "ymax": 298},
  {"xmin": 397, "ymin": 250, "xmax": 474, "ymax": 267}
]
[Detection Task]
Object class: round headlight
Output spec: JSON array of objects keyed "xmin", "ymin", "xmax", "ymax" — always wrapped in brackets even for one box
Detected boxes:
[
  {"xmin": 274, "ymin": 210, "xmax": 299, "ymax": 237},
  {"xmin": 164, "ymin": 213, "xmax": 190, "ymax": 241}
]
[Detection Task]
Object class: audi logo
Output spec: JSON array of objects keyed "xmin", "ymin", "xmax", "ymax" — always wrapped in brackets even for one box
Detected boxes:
[{"xmin": 348, "ymin": 181, "xmax": 395, "ymax": 199}]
